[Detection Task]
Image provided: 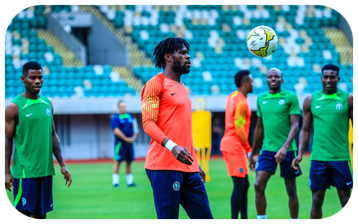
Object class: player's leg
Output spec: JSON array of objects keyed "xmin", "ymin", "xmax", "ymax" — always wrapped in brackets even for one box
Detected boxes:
[
  {"xmin": 309, "ymin": 160, "xmax": 330, "ymax": 219},
  {"xmin": 310, "ymin": 190, "xmax": 326, "ymax": 219},
  {"xmin": 330, "ymin": 161, "xmax": 353, "ymax": 207},
  {"xmin": 126, "ymin": 145, "xmax": 136, "ymax": 187},
  {"xmin": 280, "ymin": 151, "xmax": 302, "ymax": 219},
  {"xmin": 222, "ymin": 152, "xmax": 249, "ymax": 219},
  {"xmin": 284, "ymin": 178, "xmax": 299, "ymax": 218},
  {"xmin": 113, "ymin": 143, "xmax": 125, "ymax": 187},
  {"xmin": 112, "ymin": 161, "xmax": 121, "ymax": 187},
  {"xmin": 254, "ymin": 150, "xmax": 277, "ymax": 218},
  {"xmin": 254, "ymin": 171, "xmax": 272, "ymax": 217},
  {"xmin": 230, "ymin": 176, "xmax": 246, "ymax": 219},
  {"xmin": 240, "ymin": 175, "xmax": 249, "ymax": 219},
  {"xmin": 145, "ymin": 169, "xmax": 182, "ymax": 219},
  {"xmin": 180, "ymin": 172, "xmax": 213, "ymax": 219}
]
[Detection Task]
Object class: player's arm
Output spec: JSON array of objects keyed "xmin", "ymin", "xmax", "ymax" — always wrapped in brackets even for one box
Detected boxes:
[
  {"xmin": 5, "ymin": 103, "xmax": 18, "ymax": 191},
  {"xmin": 249, "ymin": 117, "xmax": 264, "ymax": 171},
  {"xmin": 348, "ymin": 94, "xmax": 353, "ymax": 125},
  {"xmin": 275, "ymin": 114, "xmax": 300, "ymax": 163},
  {"xmin": 50, "ymin": 100, "xmax": 72, "ymax": 187},
  {"xmin": 141, "ymin": 78, "xmax": 193, "ymax": 165},
  {"xmin": 131, "ymin": 117, "xmax": 139, "ymax": 140},
  {"xmin": 292, "ymin": 95, "xmax": 312, "ymax": 170},
  {"xmin": 113, "ymin": 128, "xmax": 133, "ymax": 144},
  {"xmin": 234, "ymin": 101, "xmax": 252, "ymax": 153}
]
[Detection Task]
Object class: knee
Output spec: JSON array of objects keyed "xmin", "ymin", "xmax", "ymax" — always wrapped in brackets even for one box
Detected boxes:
[
  {"xmin": 286, "ymin": 186, "xmax": 297, "ymax": 198},
  {"xmin": 254, "ymin": 181, "xmax": 266, "ymax": 193},
  {"xmin": 312, "ymin": 195, "xmax": 324, "ymax": 208},
  {"xmin": 340, "ymin": 195, "xmax": 350, "ymax": 207}
]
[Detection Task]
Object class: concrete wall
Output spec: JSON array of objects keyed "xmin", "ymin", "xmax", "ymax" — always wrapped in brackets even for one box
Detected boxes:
[
  {"xmin": 46, "ymin": 11, "xmax": 130, "ymax": 66},
  {"xmin": 46, "ymin": 13, "xmax": 87, "ymax": 65}
]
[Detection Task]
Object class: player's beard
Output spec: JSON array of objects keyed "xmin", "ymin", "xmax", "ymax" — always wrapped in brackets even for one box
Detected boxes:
[{"xmin": 173, "ymin": 59, "xmax": 190, "ymax": 74}]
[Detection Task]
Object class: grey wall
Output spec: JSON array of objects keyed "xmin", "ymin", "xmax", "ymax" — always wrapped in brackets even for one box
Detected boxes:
[
  {"xmin": 46, "ymin": 12, "xmax": 130, "ymax": 66},
  {"xmin": 46, "ymin": 13, "xmax": 87, "ymax": 65},
  {"xmin": 55, "ymin": 114, "xmax": 150, "ymax": 160},
  {"xmin": 87, "ymin": 15, "xmax": 130, "ymax": 66}
]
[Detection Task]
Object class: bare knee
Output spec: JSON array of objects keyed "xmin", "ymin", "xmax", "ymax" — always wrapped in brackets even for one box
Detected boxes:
[
  {"xmin": 254, "ymin": 181, "xmax": 266, "ymax": 194},
  {"xmin": 312, "ymin": 194, "xmax": 324, "ymax": 208}
]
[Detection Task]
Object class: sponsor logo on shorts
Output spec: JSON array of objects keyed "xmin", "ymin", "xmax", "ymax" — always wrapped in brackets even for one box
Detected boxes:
[
  {"xmin": 346, "ymin": 181, "xmax": 352, "ymax": 185},
  {"xmin": 255, "ymin": 161, "xmax": 259, "ymax": 170},
  {"xmin": 173, "ymin": 181, "xmax": 180, "ymax": 191},
  {"xmin": 295, "ymin": 169, "xmax": 300, "ymax": 175},
  {"xmin": 22, "ymin": 197, "xmax": 26, "ymax": 206}
]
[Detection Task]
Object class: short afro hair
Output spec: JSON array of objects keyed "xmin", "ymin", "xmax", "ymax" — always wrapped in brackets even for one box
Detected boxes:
[
  {"xmin": 322, "ymin": 64, "xmax": 339, "ymax": 75},
  {"xmin": 22, "ymin": 61, "xmax": 42, "ymax": 75},
  {"xmin": 234, "ymin": 70, "xmax": 251, "ymax": 88}
]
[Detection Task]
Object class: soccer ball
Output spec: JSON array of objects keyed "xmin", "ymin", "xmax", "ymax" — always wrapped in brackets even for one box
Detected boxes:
[{"xmin": 246, "ymin": 26, "xmax": 278, "ymax": 57}]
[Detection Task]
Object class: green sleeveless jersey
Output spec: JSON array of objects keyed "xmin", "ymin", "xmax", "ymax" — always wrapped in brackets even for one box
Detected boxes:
[
  {"xmin": 11, "ymin": 94, "xmax": 55, "ymax": 178},
  {"xmin": 310, "ymin": 89, "xmax": 350, "ymax": 161}
]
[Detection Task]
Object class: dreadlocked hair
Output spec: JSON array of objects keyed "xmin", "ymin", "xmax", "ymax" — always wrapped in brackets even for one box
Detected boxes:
[{"xmin": 153, "ymin": 37, "xmax": 190, "ymax": 69}]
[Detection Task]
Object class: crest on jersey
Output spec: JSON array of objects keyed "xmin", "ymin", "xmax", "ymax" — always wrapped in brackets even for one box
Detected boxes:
[
  {"xmin": 173, "ymin": 181, "xmax": 180, "ymax": 191},
  {"xmin": 278, "ymin": 99, "xmax": 285, "ymax": 105},
  {"xmin": 336, "ymin": 103, "xmax": 343, "ymax": 110},
  {"xmin": 46, "ymin": 108, "xmax": 51, "ymax": 116}
]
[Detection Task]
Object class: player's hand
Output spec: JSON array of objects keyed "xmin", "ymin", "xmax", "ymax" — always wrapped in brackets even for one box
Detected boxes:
[
  {"xmin": 274, "ymin": 147, "xmax": 287, "ymax": 164},
  {"xmin": 124, "ymin": 137, "xmax": 134, "ymax": 144},
  {"xmin": 249, "ymin": 156, "xmax": 256, "ymax": 172},
  {"xmin": 291, "ymin": 155, "xmax": 302, "ymax": 170},
  {"xmin": 5, "ymin": 173, "xmax": 14, "ymax": 191},
  {"xmin": 171, "ymin": 146, "xmax": 194, "ymax": 165},
  {"xmin": 199, "ymin": 166, "xmax": 206, "ymax": 183},
  {"xmin": 60, "ymin": 166, "xmax": 72, "ymax": 187}
]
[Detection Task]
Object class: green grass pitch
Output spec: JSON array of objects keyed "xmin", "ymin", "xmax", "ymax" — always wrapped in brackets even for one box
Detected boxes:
[{"xmin": 6, "ymin": 156, "xmax": 344, "ymax": 219}]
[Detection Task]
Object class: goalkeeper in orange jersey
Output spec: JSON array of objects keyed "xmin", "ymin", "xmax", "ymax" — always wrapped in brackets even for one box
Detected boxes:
[
  {"xmin": 220, "ymin": 70, "xmax": 254, "ymax": 219},
  {"xmin": 141, "ymin": 37, "xmax": 213, "ymax": 219}
]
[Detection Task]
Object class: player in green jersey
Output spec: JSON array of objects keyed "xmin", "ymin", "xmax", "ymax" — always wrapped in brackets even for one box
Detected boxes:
[
  {"xmin": 249, "ymin": 68, "xmax": 302, "ymax": 219},
  {"xmin": 292, "ymin": 64, "xmax": 353, "ymax": 219},
  {"xmin": 5, "ymin": 61, "xmax": 72, "ymax": 219}
]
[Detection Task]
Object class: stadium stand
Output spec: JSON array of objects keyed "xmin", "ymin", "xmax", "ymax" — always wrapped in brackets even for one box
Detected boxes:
[
  {"xmin": 5, "ymin": 5, "xmax": 353, "ymax": 100},
  {"xmin": 97, "ymin": 5, "xmax": 353, "ymax": 95}
]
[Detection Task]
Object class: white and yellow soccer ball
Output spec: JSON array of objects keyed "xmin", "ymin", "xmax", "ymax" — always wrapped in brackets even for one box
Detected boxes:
[{"xmin": 246, "ymin": 26, "xmax": 278, "ymax": 57}]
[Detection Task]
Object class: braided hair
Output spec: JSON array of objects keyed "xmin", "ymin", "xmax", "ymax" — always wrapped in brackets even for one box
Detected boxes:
[{"xmin": 153, "ymin": 37, "xmax": 190, "ymax": 69}]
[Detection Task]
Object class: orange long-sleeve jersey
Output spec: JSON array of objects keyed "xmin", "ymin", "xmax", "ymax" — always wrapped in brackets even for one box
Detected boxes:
[
  {"xmin": 220, "ymin": 90, "xmax": 252, "ymax": 155},
  {"xmin": 141, "ymin": 73, "xmax": 199, "ymax": 172}
]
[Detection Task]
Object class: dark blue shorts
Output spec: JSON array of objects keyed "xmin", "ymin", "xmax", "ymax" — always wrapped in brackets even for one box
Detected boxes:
[
  {"xmin": 309, "ymin": 160, "xmax": 353, "ymax": 191},
  {"xmin": 255, "ymin": 150, "xmax": 302, "ymax": 179},
  {"xmin": 114, "ymin": 142, "xmax": 134, "ymax": 162},
  {"xmin": 145, "ymin": 169, "xmax": 213, "ymax": 219},
  {"xmin": 13, "ymin": 176, "xmax": 53, "ymax": 216}
]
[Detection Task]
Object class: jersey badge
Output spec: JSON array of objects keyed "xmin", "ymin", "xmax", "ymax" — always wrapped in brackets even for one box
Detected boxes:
[
  {"xmin": 46, "ymin": 108, "xmax": 51, "ymax": 116},
  {"xmin": 173, "ymin": 181, "xmax": 180, "ymax": 191},
  {"xmin": 335, "ymin": 103, "xmax": 343, "ymax": 110},
  {"xmin": 278, "ymin": 99, "xmax": 285, "ymax": 105}
]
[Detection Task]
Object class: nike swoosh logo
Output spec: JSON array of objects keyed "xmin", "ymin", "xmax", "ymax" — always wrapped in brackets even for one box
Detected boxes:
[
  {"xmin": 171, "ymin": 93, "xmax": 177, "ymax": 96},
  {"xmin": 263, "ymin": 101, "xmax": 267, "ymax": 104},
  {"xmin": 50, "ymin": 203, "xmax": 53, "ymax": 207},
  {"xmin": 26, "ymin": 113, "xmax": 33, "ymax": 117},
  {"xmin": 346, "ymin": 181, "xmax": 352, "ymax": 185},
  {"xmin": 315, "ymin": 106, "xmax": 321, "ymax": 108}
]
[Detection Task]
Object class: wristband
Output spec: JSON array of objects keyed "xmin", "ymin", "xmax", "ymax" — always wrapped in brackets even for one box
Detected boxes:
[{"xmin": 165, "ymin": 140, "xmax": 177, "ymax": 152}]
